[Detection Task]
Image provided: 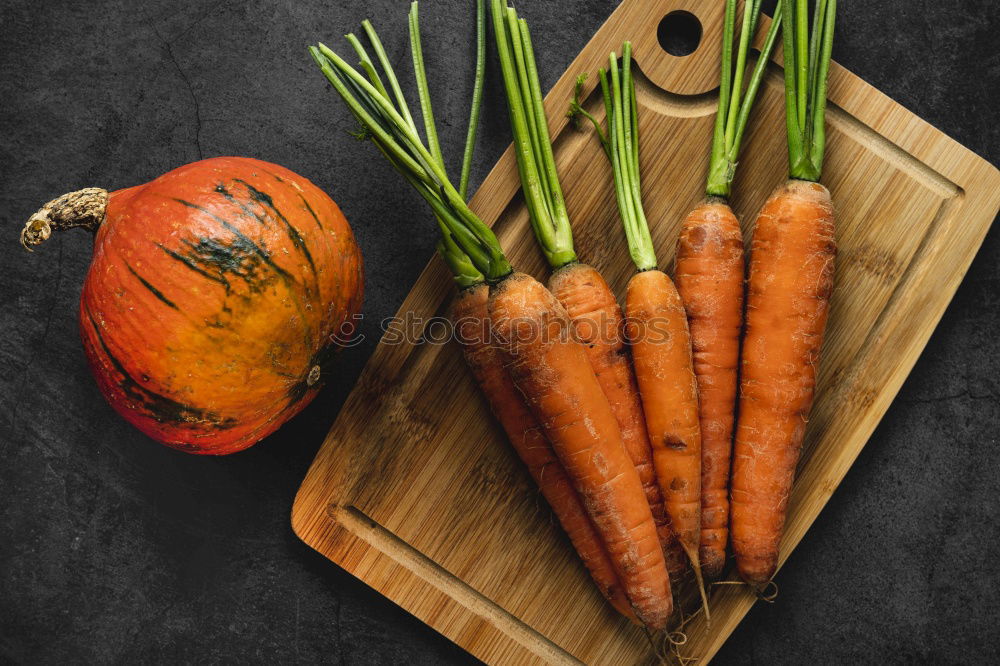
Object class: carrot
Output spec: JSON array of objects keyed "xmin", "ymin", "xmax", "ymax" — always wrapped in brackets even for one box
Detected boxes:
[
  {"xmin": 626, "ymin": 268, "xmax": 703, "ymax": 566},
  {"xmin": 676, "ymin": 0, "xmax": 783, "ymax": 580},
  {"xmin": 572, "ymin": 45, "xmax": 710, "ymax": 616},
  {"xmin": 731, "ymin": 0, "xmax": 838, "ymax": 588},
  {"xmin": 487, "ymin": 5, "xmax": 676, "ymax": 627},
  {"xmin": 490, "ymin": 272, "xmax": 673, "ymax": 630},
  {"xmin": 676, "ymin": 201, "xmax": 743, "ymax": 580},
  {"xmin": 310, "ymin": 9, "xmax": 674, "ymax": 629},
  {"xmin": 731, "ymin": 180, "xmax": 835, "ymax": 586},
  {"xmin": 491, "ymin": 0, "xmax": 685, "ymax": 583},
  {"xmin": 442, "ymin": 4, "xmax": 633, "ymax": 618},
  {"xmin": 453, "ymin": 284, "xmax": 635, "ymax": 620},
  {"xmin": 549, "ymin": 263, "xmax": 687, "ymax": 577}
]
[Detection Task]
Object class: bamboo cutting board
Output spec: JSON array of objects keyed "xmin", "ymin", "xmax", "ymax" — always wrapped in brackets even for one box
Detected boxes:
[{"xmin": 292, "ymin": 1, "xmax": 1000, "ymax": 663}]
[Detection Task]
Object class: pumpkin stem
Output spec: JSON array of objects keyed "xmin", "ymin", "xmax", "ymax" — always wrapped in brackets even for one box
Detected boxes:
[{"xmin": 21, "ymin": 188, "xmax": 109, "ymax": 251}]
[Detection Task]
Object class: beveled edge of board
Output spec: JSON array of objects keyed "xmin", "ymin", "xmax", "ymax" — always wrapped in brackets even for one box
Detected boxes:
[{"xmin": 293, "ymin": 0, "xmax": 1000, "ymax": 663}]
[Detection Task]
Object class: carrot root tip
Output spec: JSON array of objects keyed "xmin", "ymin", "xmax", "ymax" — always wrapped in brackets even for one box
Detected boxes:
[
  {"xmin": 756, "ymin": 580, "xmax": 779, "ymax": 603},
  {"xmin": 709, "ymin": 578, "xmax": 779, "ymax": 603},
  {"xmin": 683, "ymin": 546, "xmax": 711, "ymax": 625},
  {"xmin": 665, "ymin": 630, "xmax": 701, "ymax": 666}
]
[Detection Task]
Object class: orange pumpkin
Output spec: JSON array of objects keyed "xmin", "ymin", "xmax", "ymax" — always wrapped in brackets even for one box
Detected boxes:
[{"xmin": 22, "ymin": 157, "xmax": 364, "ymax": 454}]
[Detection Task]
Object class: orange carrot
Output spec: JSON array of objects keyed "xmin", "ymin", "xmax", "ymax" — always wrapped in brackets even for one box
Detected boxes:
[
  {"xmin": 672, "ymin": 0, "xmax": 783, "ymax": 581},
  {"xmin": 730, "ymin": 0, "xmax": 838, "ymax": 589},
  {"xmin": 491, "ymin": 0, "xmax": 683, "ymax": 601},
  {"xmin": 626, "ymin": 269, "xmax": 703, "ymax": 566},
  {"xmin": 550, "ymin": 263, "xmax": 688, "ymax": 577},
  {"xmin": 490, "ymin": 272, "xmax": 673, "ymax": 630},
  {"xmin": 675, "ymin": 202, "xmax": 743, "ymax": 581},
  {"xmin": 731, "ymin": 179, "xmax": 835, "ymax": 586},
  {"xmin": 453, "ymin": 284, "xmax": 636, "ymax": 620},
  {"xmin": 573, "ymin": 46, "xmax": 709, "ymax": 615}
]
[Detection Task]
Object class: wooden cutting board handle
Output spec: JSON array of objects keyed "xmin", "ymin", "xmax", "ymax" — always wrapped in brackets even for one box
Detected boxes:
[{"xmin": 612, "ymin": 0, "xmax": 729, "ymax": 95}]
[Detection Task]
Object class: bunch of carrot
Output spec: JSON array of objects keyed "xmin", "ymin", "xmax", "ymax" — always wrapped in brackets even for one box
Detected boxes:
[
  {"xmin": 309, "ymin": 0, "xmax": 837, "ymax": 631},
  {"xmin": 311, "ymin": 0, "xmax": 673, "ymax": 630}
]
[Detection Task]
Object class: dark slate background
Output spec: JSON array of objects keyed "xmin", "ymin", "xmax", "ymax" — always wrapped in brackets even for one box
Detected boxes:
[{"xmin": 2, "ymin": 0, "xmax": 998, "ymax": 663}]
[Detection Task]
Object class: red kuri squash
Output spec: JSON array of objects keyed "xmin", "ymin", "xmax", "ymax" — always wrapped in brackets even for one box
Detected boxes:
[{"xmin": 21, "ymin": 157, "xmax": 364, "ymax": 455}]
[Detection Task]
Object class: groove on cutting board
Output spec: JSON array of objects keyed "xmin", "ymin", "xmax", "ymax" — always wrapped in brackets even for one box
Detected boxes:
[
  {"xmin": 330, "ymin": 504, "xmax": 585, "ymax": 666},
  {"xmin": 825, "ymin": 103, "xmax": 961, "ymax": 198}
]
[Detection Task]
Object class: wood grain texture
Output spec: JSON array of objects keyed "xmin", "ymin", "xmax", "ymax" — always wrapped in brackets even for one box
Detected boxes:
[{"xmin": 292, "ymin": 1, "xmax": 1000, "ymax": 663}]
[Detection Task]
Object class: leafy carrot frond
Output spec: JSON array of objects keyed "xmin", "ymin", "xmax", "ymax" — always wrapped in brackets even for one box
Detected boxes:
[
  {"xmin": 409, "ymin": 2, "xmax": 445, "ymax": 170},
  {"xmin": 706, "ymin": 0, "xmax": 784, "ymax": 197},
  {"xmin": 309, "ymin": 2, "xmax": 510, "ymax": 282},
  {"xmin": 783, "ymin": 0, "xmax": 837, "ymax": 181},
  {"xmin": 593, "ymin": 44, "xmax": 656, "ymax": 272},
  {"xmin": 409, "ymin": 0, "xmax": 485, "ymax": 287},
  {"xmin": 491, "ymin": 0, "xmax": 576, "ymax": 269},
  {"xmin": 347, "ymin": 123, "xmax": 374, "ymax": 141},
  {"xmin": 459, "ymin": 0, "xmax": 487, "ymax": 201},
  {"xmin": 567, "ymin": 73, "xmax": 611, "ymax": 157}
]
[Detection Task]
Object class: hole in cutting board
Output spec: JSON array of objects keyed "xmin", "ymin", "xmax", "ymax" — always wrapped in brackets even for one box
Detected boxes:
[{"xmin": 657, "ymin": 11, "xmax": 702, "ymax": 56}]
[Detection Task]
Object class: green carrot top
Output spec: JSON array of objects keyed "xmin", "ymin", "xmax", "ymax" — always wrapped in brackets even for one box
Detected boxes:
[
  {"xmin": 782, "ymin": 0, "xmax": 837, "ymax": 182},
  {"xmin": 706, "ymin": 0, "xmax": 785, "ymax": 198},
  {"xmin": 421, "ymin": 0, "xmax": 490, "ymax": 288},
  {"xmin": 309, "ymin": 1, "xmax": 511, "ymax": 284},
  {"xmin": 597, "ymin": 45, "xmax": 656, "ymax": 272},
  {"xmin": 567, "ymin": 43, "xmax": 660, "ymax": 271},
  {"xmin": 491, "ymin": 0, "xmax": 576, "ymax": 269}
]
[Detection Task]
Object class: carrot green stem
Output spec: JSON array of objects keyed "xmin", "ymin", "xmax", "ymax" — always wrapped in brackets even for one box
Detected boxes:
[
  {"xmin": 706, "ymin": 0, "xmax": 783, "ymax": 198},
  {"xmin": 446, "ymin": 0, "xmax": 489, "ymax": 286},
  {"xmin": 807, "ymin": 0, "xmax": 827, "ymax": 108},
  {"xmin": 723, "ymin": 0, "xmax": 758, "ymax": 152},
  {"xmin": 783, "ymin": 0, "xmax": 836, "ymax": 181},
  {"xmin": 598, "ymin": 44, "xmax": 656, "ymax": 272},
  {"xmin": 810, "ymin": 0, "xmax": 836, "ymax": 173},
  {"xmin": 309, "ymin": 12, "xmax": 511, "ymax": 282},
  {"xmin": 409, "ymin": 2, "xmax": 445, "ymax": 169},
  {"xmin": 491, "ymin": 0, "xmax": 576, "ymax": 269},
  {"xmin": 794, "ymin": 0, "xmax": 809, "ymax": 132},
  {"xmin": 345, "ymin": 34, "xmax": 392, "ymax": 102},
  {"xmin": 409, "ymin": 0, "xmax": 486, "ymax": 287},
  {"xmin": 436, "ymin": 228, "xmax": 484, "ymax": 288},
  {"xmin": 566, "ymin": 74, "xmax": 610, "ymax": 156},
  {"xmin": 706, "ymin": 0, "xmax": 736, "ymax": 198},
  {"xmin": 730, "ymin": 10, "xmax": 783, "ymax": 165},
  {"xmin": 361, "ymin": 20, "xmax": 418, "ymax": 135},
  {"xmin": 459, "ymin": 0, "xmax": 487, "ymax": 199}
]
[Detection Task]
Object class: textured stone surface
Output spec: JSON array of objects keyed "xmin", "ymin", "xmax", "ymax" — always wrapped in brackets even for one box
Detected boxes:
[{"xmin": 1, "ymin": 1, "xmax": 997, "ymax": 663}]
